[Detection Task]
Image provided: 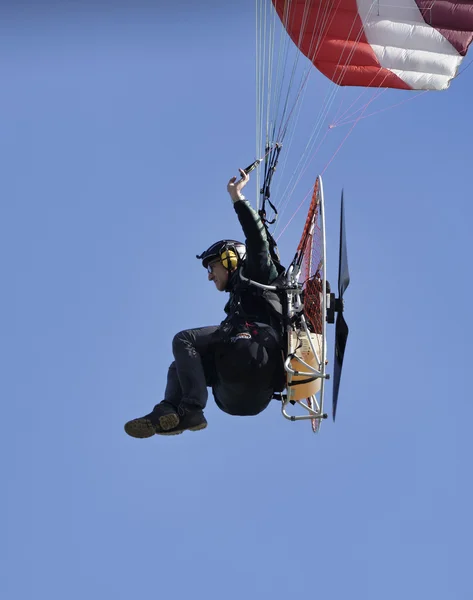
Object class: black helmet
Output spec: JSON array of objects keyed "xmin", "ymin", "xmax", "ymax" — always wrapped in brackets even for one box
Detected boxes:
[{"xmin": 196, "ymin": 239, "xmax": 246, "ymax": 271}]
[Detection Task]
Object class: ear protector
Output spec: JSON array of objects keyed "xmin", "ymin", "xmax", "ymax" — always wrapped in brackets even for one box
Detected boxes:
[{"xmin": 220, "ymin": 247, "xmax": 239, "ymax": 271}]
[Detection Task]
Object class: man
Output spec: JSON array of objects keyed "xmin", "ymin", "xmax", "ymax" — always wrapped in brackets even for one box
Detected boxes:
[{"xmin": 124, "ymin": 169, "xmax": 285, "ymax": 438}]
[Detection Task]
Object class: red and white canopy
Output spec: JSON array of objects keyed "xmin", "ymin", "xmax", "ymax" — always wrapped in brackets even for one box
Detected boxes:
[{"xmin": 272, "ymin": 0, "xmax": 473, "ymax": 89}]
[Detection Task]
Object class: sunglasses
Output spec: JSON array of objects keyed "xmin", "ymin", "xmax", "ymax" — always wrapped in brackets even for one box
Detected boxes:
[{"xmin": 207, "ymin": 261, "xmax": 220, "ymax": 274}]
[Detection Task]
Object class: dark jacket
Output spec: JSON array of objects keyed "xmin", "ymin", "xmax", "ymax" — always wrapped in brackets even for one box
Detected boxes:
[
  {"xmin": 221, "ymin": 198, "xmax": 283, "ymax": 332},
  {"xmin": 211, "ymin": 198, "xmax": 287, "ymax": 413}
]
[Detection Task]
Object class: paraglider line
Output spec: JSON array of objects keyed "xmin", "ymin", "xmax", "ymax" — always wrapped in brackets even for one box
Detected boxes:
[
  {"xmin": 335, "ymin": 90, "xmax": 429, "ymax": 128},
  {"xmin": 276, "ymin": 186, "xmax": 313, "ymax": 241},
  {"xmin": 322, "ymin": 72, "xmax": 392, "ymax": 174}
]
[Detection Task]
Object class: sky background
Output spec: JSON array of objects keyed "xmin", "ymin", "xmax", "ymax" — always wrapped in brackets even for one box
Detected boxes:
[{"xmin": 2, "ymin": 2, "xmax": 472, "ymax": 599}]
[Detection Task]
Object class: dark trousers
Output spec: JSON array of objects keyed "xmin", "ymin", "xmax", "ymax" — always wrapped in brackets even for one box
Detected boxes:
[{"xmin": 163, "ymin": 325, "xmax": 282, "ymax": 417}]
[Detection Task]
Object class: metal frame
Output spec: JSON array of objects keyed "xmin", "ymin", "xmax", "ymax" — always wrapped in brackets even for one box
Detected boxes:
[{"xmin": 281, "ymin": 175, "xmax": 328, "ymax": 430}]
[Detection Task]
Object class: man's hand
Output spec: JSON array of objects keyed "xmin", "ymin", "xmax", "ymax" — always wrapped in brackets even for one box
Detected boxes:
[{"xmin": 227, "ymin": 168, "xmax": 249, "ymax": 203}]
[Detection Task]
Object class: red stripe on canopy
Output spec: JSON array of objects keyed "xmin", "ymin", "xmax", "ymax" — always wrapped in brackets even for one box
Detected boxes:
[{"xmin": 272, "ymin": 0, "xmax": 412, "ymax": 89}]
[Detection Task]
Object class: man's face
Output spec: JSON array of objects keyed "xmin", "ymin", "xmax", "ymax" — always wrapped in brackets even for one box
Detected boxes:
[{"xmin": 207, "ymin": 260, "xmax": 229, "ymax": 291}]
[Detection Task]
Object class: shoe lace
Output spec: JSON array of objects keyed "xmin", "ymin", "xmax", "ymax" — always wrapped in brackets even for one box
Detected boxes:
[{"xmin": 177, "ymin": 402, "xmax": 197, "ymax": 417}]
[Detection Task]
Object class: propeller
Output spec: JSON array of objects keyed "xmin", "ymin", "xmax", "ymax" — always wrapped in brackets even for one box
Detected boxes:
[{"xmin": 332, "ymin": 191, "xmax": 350, "ymax": 421}]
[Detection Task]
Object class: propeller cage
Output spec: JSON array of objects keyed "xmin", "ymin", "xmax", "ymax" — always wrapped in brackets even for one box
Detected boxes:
[{"xmin": 238, "ymin": 175, "xmax": 349, "ymax": 433}]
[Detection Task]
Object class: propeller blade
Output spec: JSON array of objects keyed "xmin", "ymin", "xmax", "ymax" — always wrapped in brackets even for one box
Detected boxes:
[
  {"xmin": 333, "ymin": 190, "xmax": 350, "ymax": 421},
  {"xmin": 338, "ymin": 190, "xmax": 350, "ymax": 299},
  {"xmin": 332, "ymin": 312, "xmax": 349, "ymax": 421}
]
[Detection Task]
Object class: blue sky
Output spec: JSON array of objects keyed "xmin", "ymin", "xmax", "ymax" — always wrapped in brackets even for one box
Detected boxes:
[{"xmin": 2, "ymin": 2, "xmax": 472, "ymax": 599}]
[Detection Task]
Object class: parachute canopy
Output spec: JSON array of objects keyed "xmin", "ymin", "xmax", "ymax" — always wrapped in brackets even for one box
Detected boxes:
[{"xmin": 272, "ymin": 0, "xmax": 473, "ymax": 90}]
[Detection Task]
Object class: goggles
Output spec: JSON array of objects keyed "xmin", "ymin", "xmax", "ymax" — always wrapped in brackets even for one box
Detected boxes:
[{"xmin": 207, "ymin": 260, "xmax": 220, "ymax": 274}]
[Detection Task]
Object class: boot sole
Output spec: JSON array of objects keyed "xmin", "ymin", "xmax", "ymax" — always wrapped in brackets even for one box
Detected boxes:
[
  {"xmin": 159, "ymin": 413, "xmax": 180, "ymax": 431},
  {"xmin": 124, "ymin": 412, "xmax": 180, "ymax": 438},
  {"xmin": 124, "ymin": 418, "xmax": 156, "ymax": 439},
  {"xmin": 158, "ymin": 421, "xmax": 208, "ymax": 436}
]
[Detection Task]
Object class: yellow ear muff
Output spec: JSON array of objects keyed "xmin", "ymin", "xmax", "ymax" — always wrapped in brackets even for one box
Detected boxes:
[{"xmin": 220, "ymin": 248, "xmax": 238, "ymax": 270}]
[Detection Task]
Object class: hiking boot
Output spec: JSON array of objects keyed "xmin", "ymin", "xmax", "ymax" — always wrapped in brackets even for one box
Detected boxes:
[
  {"xmin": 158, "ymin": 403, "xmax": 208, "ymax": 435},
  {"xmin": 124, "ymin": 401, "xmax": 180, "ymax": 438}
]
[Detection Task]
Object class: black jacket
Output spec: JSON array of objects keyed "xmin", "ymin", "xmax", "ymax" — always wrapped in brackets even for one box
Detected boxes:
[{"xmin": 222, "ymin": 199, "xmax": 283, "ymax": 333}]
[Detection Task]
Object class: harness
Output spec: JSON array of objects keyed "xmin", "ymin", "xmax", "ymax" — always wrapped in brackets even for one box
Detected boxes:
[
  {"xmin": 218, "ymin": 268, "xmax": 289, "ymax": 393},
  {"xmin": 222, "ymin": 269, "xmax": 287, "ymax": 339},
  {"xmin": 222, "ymin": 263, "xmax": 326, "ymax": 402}
]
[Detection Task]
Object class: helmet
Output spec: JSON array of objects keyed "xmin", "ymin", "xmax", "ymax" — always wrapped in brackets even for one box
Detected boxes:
[{"xmin": 196, "ymin": 239, "xmax": 246, "ymax": 271}]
